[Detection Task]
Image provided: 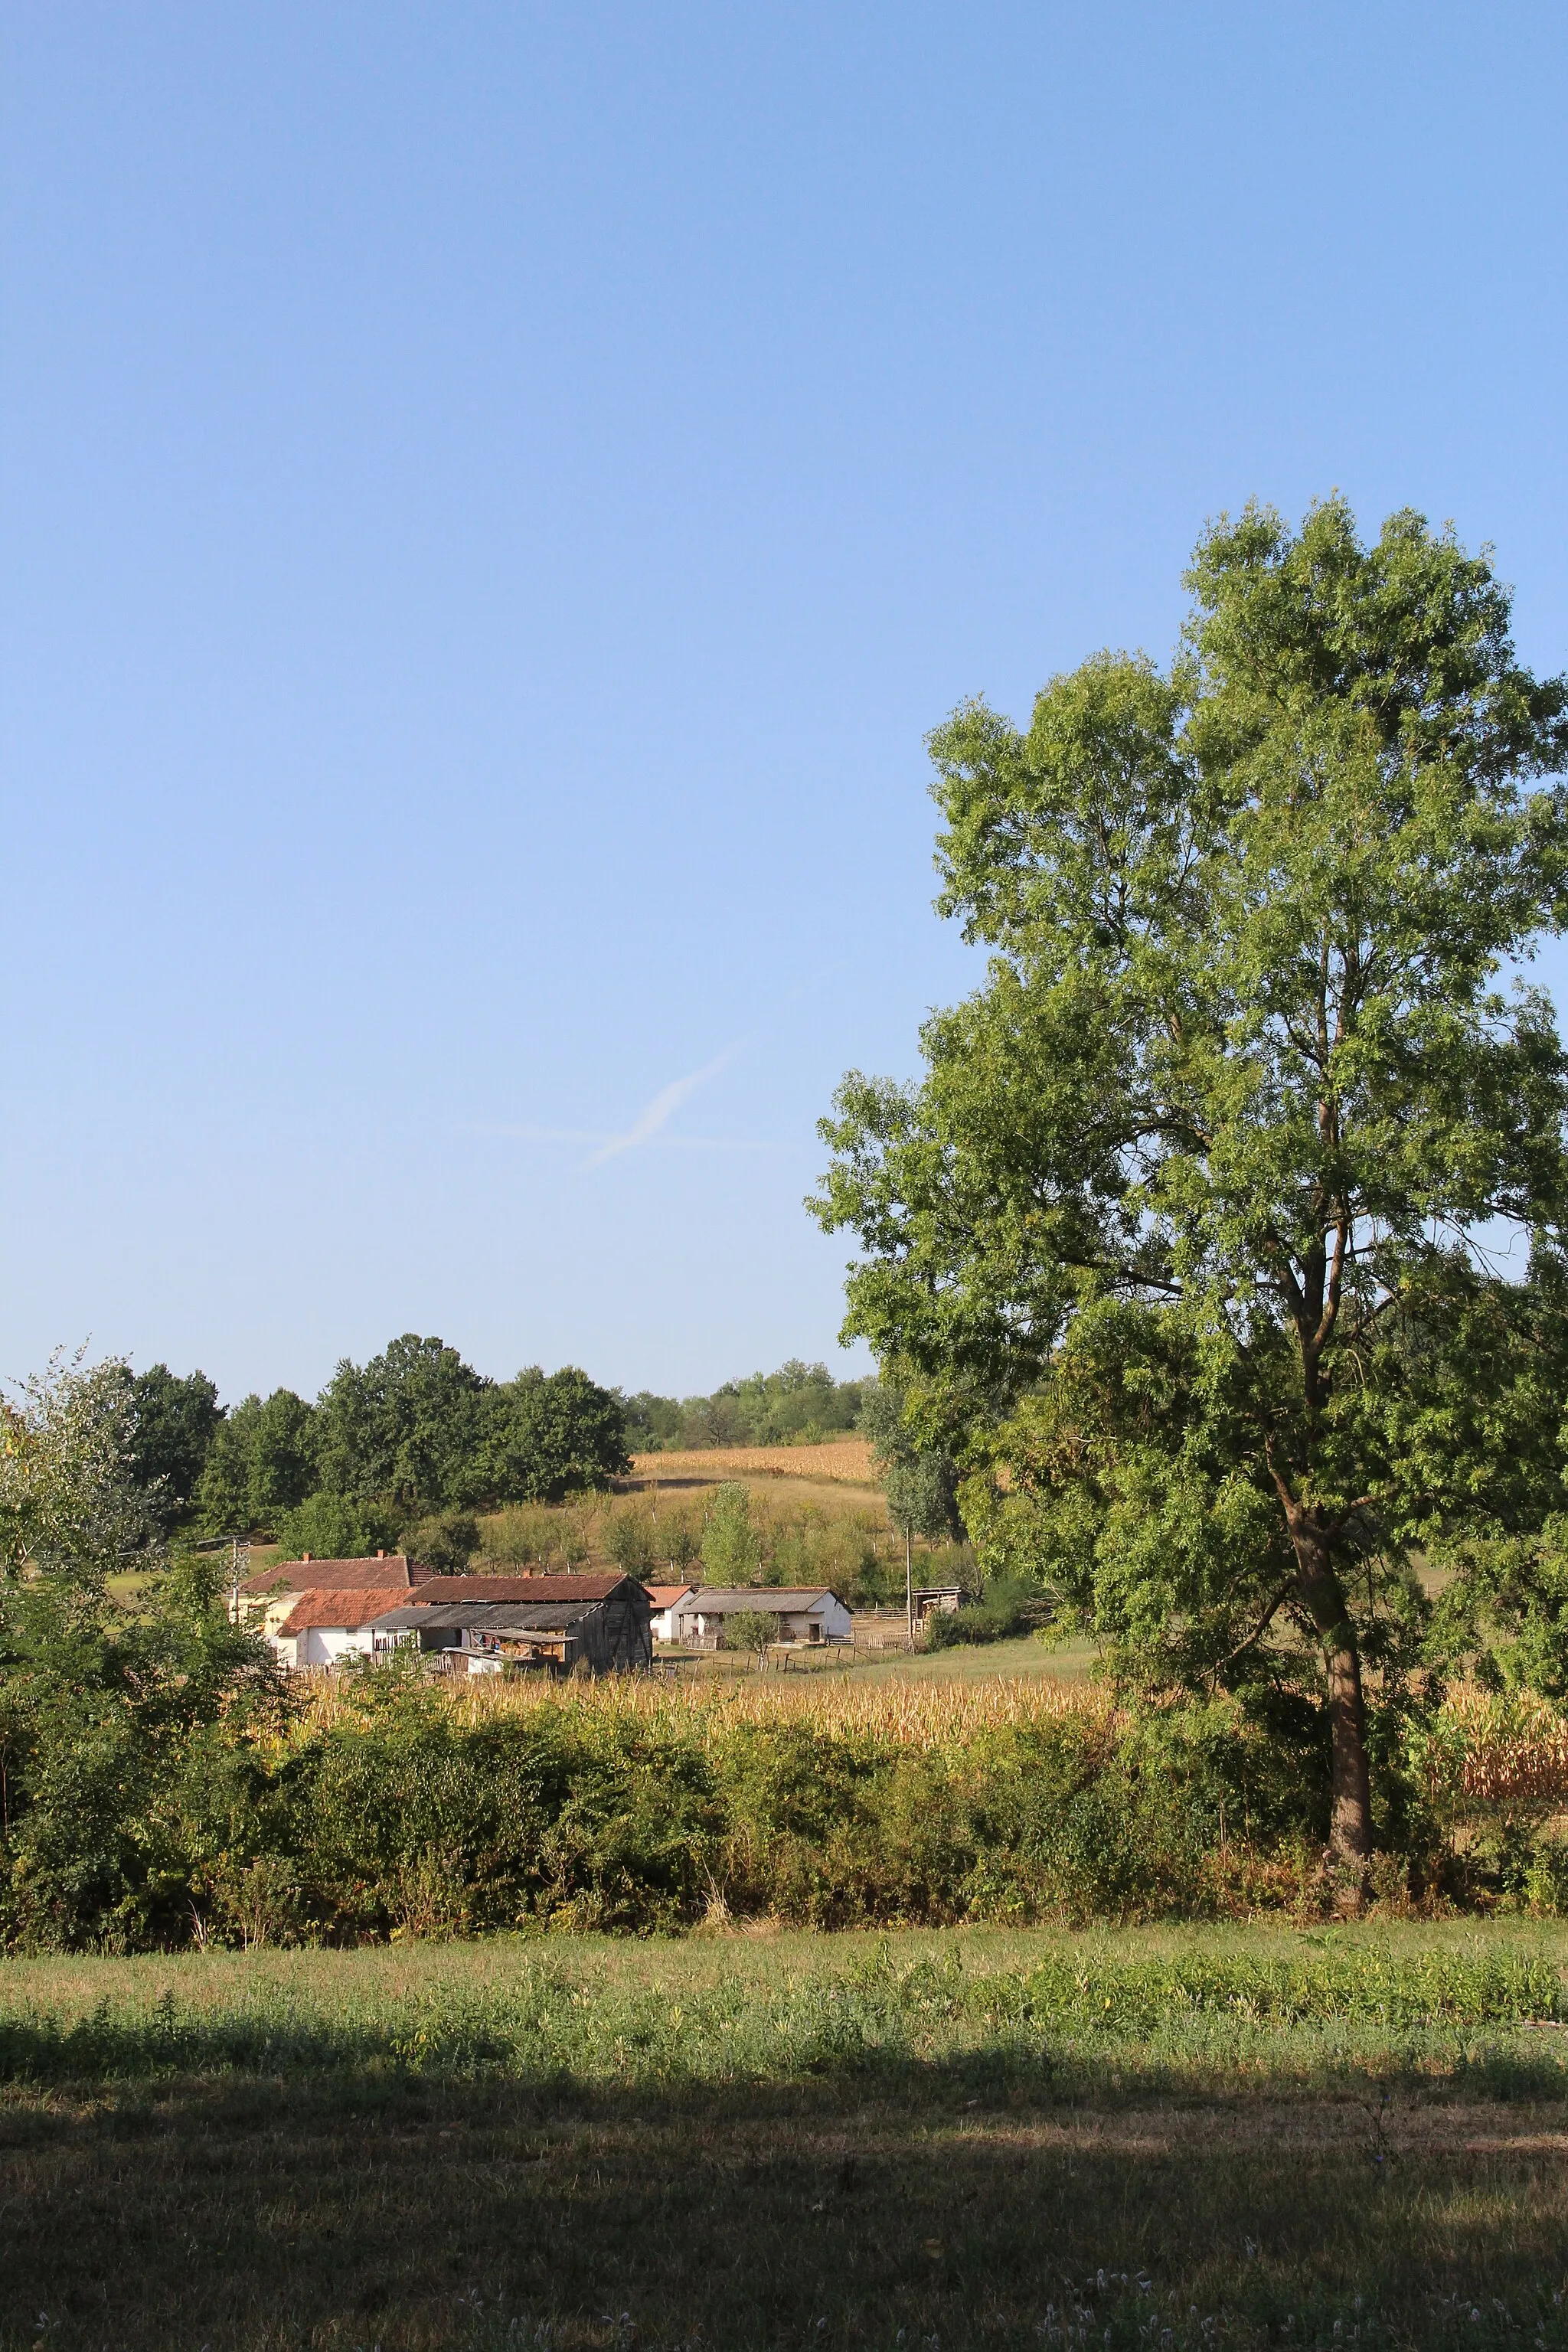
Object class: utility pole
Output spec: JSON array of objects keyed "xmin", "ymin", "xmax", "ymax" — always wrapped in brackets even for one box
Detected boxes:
[{"xmin": 905, "ymin": 1524, "xmax": 913, "ymax": 1651}]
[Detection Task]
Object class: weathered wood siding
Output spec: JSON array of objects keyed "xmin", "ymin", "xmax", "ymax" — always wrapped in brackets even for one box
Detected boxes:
[{"xmin": 583, "ymin": 1586, "xmax": 652, "ymax": 1672}]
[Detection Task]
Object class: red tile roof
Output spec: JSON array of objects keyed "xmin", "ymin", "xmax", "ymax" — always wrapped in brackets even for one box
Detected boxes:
[
  {"xmin": 645, "ymin": 1585, "xmax": 694, "ymax": 1609},
  {"xmin": 240, "ymin": 1554, "xmax": 426, "ymax": 1596},
  {"xmin": 276, "ymin": 1588, "xmax": 405, "ymax": 1635},
  {"xmin": 409, "ymin": 1573, "xmax": 635, "ymax": 1605}
]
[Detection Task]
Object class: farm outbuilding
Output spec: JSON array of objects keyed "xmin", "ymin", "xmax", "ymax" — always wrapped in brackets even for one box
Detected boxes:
[
  {"xmin": 237, "ymin": 1551, "xmax": 429, "ymax": 1600},
  {"xmin": 373, "ymin": 1573, "xmax": 652, "ymax": 1675},
  {"xmin": 913, "ymin": 1586, "xmax": 963, "ymax": 1622},
  {"xmin": 236, "ymin": 1552, "xmax": 430, "ymax": 1651},
  {"xmin": 266, "ymin": 1588, "xmax": 408, "ymax": 1671},
  {"xmin": 671, "ymin": 1587, "xmax": 854, "ymax": 1648}
]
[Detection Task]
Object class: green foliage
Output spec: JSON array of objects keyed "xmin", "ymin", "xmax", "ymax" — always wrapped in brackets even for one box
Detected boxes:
[
  {"xmin": 405, "ymin": 1508, "xmax": 482, "ymax": 1575},
  {"xmin": 701, "ymin": 1483, "xmax": 759, "ymax": 1583},
  {"xmin": 815, "ymin": 498, "xmax": 1568, "ymax": 1865},
  {"xmin": 626, "ymin": 1359, "xmax": 870, "ymax": 1451},
  {"xmin": 0, "ymin": 1350, "xmax": 154, "ymax": 1589},
  {"xmin": 10, "ymin": 1588, "xmax": 1568, "ymax": 1949},
  {"xmin": 126, "ymin": 1364, "xmax": 220, "ymax": 1523},
  {"xmin": 0, "ymin": 1664, "xmax": 1334, "ymax": 1949},
  {"xmin": 273, "ymin": 1491, "xmax": 398, "ymax": 1563},
  {"xmin": 724, "ymin": 1608, "xmax": 782, "ymax": 1664},
  {"xmin": 194, "ymin": 1344, "xmax": 627, "ymax": 1542},
  {"xmin": 766, "ymin": 1507, "xmax": 880, "ymax": 1598},
  {"xmin": 315, "ymin": 1334, "xmax": 488, "ymax": 1513},
  {"xmin": 195, "ymin": 1387, "xmax": 318, "ymax": 1536},
  {"xmin": 861, "ymin": 1379, "xmax": 964, "ymax": 1543},
  {"xmin": 0, "ymin": 1554, "xmax": 276, "ymax": 1950},
  {"xmin": 477, "ymin": 1503, "xmax": 553, "ymax": 1566},
  {"xmin": 661, "ymin": 1518, "xmax": 701, "ymax": 1573},
  {"xmin": 926, "ymin": 1577, "xmax": 1054, "ymax": 1648},
  {"xmin": 1430, "ymin": 1517, "xmax": 1568, "ymax": 1697},
  {"xmin": 481, "ymin": 1365, "xmax": 629, "ymax": 1502},
  {"xmin": 605, "ymin": 1508, "xmax": 660, "ymax": 1578}
]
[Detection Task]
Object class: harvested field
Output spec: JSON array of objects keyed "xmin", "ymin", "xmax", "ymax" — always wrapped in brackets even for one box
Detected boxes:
[{"xmin": 631, "ymin": 1438, "xmax": 877, "ymax": 1484}]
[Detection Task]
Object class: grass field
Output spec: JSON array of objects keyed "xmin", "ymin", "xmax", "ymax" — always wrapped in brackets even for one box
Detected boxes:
[
  {"xmin": 652, "ymin": 1633, "xmax": 1096, "ymax": 1686},
  {"xmin": 6, "ymin": 1924, "xmax": 1568, "ymax": 2351},
  {"xmin": 846, "ymin": 1632, "xmax": 1100, "ymax": 1684}
]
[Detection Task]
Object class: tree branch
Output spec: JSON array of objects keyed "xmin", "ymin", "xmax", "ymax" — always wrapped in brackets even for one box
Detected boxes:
[{"xmin": 1211, "ymin": 1572, "xmax": 1299, "ymax": 1677}]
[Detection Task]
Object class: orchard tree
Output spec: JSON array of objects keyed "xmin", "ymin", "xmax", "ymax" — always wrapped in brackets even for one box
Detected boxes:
[
  {"xmin": 861, "ymin": 1380, "xmax": 963, "ymax": 1639},
  {"xmin": 815, "ymin": 498, "xmax": 1568, "ymax": 1882},
  {"xmin": 724, "ymin": 1608, "xmax": 781, "ymax": 1671},
  {"xmin": 700, "ymin": 1482, "xmax": 760, "ymax": 1585}
]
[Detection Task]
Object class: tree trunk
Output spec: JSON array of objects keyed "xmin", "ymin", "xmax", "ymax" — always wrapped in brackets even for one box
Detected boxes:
[{"xmin": 1289, "ymin": 1517, "xmax": 1373, "ymax": 1886}]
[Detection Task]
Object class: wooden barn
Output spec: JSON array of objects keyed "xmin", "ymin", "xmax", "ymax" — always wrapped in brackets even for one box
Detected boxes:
[{"xmin": 373, "ymin": 1573, "xmax": 652, "ymax": 1676}]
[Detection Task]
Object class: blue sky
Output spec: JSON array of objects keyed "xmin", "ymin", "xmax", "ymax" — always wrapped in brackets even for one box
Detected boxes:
[{"xmin": 3, "ymin": 2, "xmax": 1566, "ymax": 1406}]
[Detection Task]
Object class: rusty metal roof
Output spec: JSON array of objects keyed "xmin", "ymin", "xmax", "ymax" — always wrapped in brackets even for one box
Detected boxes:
[
  {"xmin": 407, "ymin": 1573, "xmax": 637, "ymax": 1605},
  {"xmin": 240, "ymin": 1554, "xmax": 426, "ymax": 1596},
  {"xmin": 374, "ymin": 1600, "xmax": 605, "ymax": 1633},
  {"xmin": 276, "ymin": 1588, "xmax": 410, "ymax": 1635}
]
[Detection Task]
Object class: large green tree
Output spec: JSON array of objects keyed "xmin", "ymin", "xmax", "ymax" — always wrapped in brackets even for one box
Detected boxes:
[
  {"xmin": 195, "ymin": 1387, "xmax": 318, "ymax": 1537},
  {"xmin": 0, "ymin": 1354, "xmax": 275, "ymax": 1949},
  {"xmin": 126, "ymin": 1365, "xmax": 221, "ymax": 1525},
  {"xmin": 481, "ymin": 1367, "xmax": 630, "ymax": 1504},
  {"xmin": 315, "ymin": 1335, "xmax": 489, "ymax": 1514},
  {"xmin": 815, "ymin": 499, "xmax": 1568, "ymax": 1877},
  {"xmin": 1, "ymin": 1351, "xmax": 154, "ymax": 1589}
]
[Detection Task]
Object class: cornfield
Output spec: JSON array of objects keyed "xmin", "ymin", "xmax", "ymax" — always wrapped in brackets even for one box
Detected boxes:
[
  {"xmin": 632, "ymin": 1441, "xmax": 877, "ymax": 1485},
  {"xmin": 298, "ymin": 1664, "xmax": 1114, "ymax": 1749},
  {"xmin": 1420, "ymin": 1686, "xmax": 1568, "ymax": 1810},
  {"xmin": 294, "ymin": 1665, "xmax": 1568, "ymax": 1798}
]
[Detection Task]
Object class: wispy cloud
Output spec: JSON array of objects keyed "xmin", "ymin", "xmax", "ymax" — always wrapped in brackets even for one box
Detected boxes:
[
  {"xmin": 584, "ymin": 1045, "xmax": 740, "ymax": 1167},
  {"xmin": 485, "ymin": 1125, "xmax": 776, "ymax": 1152},
  {"xmin": 481, "ymin": 1042, "xmax": 765, "ymax": 1168}
]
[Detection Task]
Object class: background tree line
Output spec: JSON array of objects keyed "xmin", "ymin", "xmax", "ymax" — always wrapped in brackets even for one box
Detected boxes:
[
  {"xmin": 120, "ymin": 1342, "xmax": 892, "ymax": 1566},
  {"xmin": 122, "ymin": 1335, "xmax": 631, "ymax": 1557},
  {"xmin": 621, "ymin": 1358, "xmax": 870, "ymax": 1451}
]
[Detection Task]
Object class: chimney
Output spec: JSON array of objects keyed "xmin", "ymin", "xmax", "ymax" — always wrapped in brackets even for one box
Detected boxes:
[
  {"xmin": 302, "ymin": 1551, "xmax": 312, "ymax": 1563},
  {"xmin": 377, "ymin": 1549, "xmax": 385, "ymax": 1559}
]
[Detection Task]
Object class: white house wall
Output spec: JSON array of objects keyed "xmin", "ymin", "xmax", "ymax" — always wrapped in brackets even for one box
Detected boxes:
[{"xmin": 296, "ymin": 1626, "xmax": 376, "ymax": 1669}]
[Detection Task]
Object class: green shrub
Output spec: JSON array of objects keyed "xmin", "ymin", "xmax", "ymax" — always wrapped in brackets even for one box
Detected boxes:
[{"xmin": 926, "ymin": 1577, "xmax": 1053, "ymax": 1648}]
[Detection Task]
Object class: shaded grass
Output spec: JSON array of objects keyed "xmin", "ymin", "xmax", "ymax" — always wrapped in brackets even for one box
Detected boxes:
[{"xmin": 4, "ymin": 1929, "xmax": 1568, "ymax": 2348}]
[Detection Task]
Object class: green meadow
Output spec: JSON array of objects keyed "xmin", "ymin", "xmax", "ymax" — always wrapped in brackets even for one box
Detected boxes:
[{"xmin": 4, "ymin": 1923, "xmax": 1568, "ymax": 2352}]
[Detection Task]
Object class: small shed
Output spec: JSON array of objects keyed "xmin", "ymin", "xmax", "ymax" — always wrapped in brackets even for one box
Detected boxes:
[
  {"xmin": 913, "ymin": 1585, "xmax": 963, "ymax": 1622},
  {"xmin": 671, "ymin": 1586, "xmax": 854, "ymax": 1648},
  {"xmin": 377, "ymin": 1573, "xmax": 652, "ymax": 1675}
]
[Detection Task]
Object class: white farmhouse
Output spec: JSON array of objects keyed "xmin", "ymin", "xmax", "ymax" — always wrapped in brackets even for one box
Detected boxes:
[
  {"xmin": 645, "ymin": 1583, "xmax": 696, "ymax": 1642},
  {"xmin": 671, "ymin": 1586, "xmax": 854, "ymax": 1649},
  {"xmin": 266, "ymin": 1587, "xmax": 401, "ymax": 1670}
]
